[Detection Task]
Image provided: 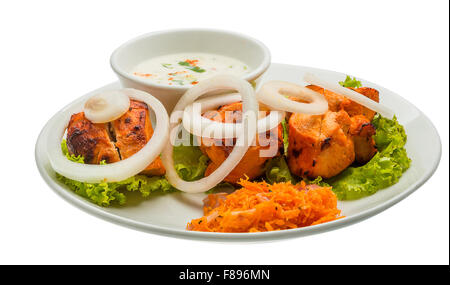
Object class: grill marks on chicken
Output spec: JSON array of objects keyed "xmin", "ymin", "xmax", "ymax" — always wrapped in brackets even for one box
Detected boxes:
[
  {"xmin": 288, "ymin": 110, "xmax": 355, "ymax": 179},
  {"xmin": 66, "ymin": 99, "xmax": 165, "ymax": 175},
  {"xmin": 112, "ymin": 100, "xmax": 165, "ymax": 176},
  {"xmin": 350, "ymin": 115, "xmax": 377, "ymax": 164},
  {"xmin": 287, "ymin": 85, "xmax": 380, "ymax": 179},
  {"xmin": 200, "ymin": 102, "xmax": 283, "ymax": 184},
  {"xmin": 66, "ymin": 113, "xmax": 120, "ymax": 164},
  {"xmin": 306, "ymin": 85, "xmax": 346, "ymax": 112},
  {"xmin": 343, "ymin": 87, "xmax": 379, "ymax": 121},
  {"xmin": 306, "ymin": 85, "xmax": 380, "ymax": 120},
  {"xmin": 112, "ymin": 100, "xmax": 152, "ymax": 159}
]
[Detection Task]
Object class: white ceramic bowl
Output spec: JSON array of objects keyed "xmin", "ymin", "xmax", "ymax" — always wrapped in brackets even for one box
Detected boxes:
[{"xmin": 110, "ymin": 29, "xmax": 271, "ymax": 112}]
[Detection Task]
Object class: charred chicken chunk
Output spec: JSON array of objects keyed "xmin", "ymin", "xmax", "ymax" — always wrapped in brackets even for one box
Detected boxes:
[
  {"xmin": 66, "ymin": 112, "xmax": 120, "ymax": 164},
  {"xmin": 66, "ymin": 99, "xmax": 165, "ymax": 176},
  {"xmin": 342, "ymin": 87, "xmax": 379, "ymax": 121},
  {"xmin": 306, "ymin": 85, "xmax": 380, "ymax": 120},
  {"xmin": 288, "ymin": 110, "xmax": 355, "ymax": 179},
  {"xmin": 200, "ymin": 102, "xmax": 283, "ymax": 184},
  {"xmin": 350, "ymin": 115, "xmax": 377, "ymax": 164},
  {"xmin": 111, "ymin": 100, "xmax": 165, "ymax": 176},
  {"xmin": 272, "ymin": 83, "xmax": 380, "ymax": 180}
]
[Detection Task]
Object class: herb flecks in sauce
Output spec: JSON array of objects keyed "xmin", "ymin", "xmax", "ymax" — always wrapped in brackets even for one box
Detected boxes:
[
  {"xmin": 178, "ymin": 60, "xmax": 206, "ymax": 73},
  {"xmin": 161, "ymin": 63, "xmax": 173, "ymax": 69},
  {"xmin": 130, "ymin": 52, "xmax": 250, "ymax": 86}
]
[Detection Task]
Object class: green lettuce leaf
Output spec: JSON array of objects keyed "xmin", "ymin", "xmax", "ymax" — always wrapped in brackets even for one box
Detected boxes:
[
  {"xmin": 327, "ymin": 114, "xmax": 411, "ymax": 200},
  {"xmin": 172, "ymin": 136, "xmax": 209, "ymax": 181},
  {"xmin": 339, "ymin": 75, "xmax": 362, "ymax": 88},
  {"xmin": 304, "ymin": 176, "xmax": 330, "ymax": 187},
  {"xmin": 56, "ymin": 173, "xmax": 127, "ymax": 206},
  {"xmin": 265, "ymin": 156, "xmax": 295, "ymax": 184},
  {"xmin": 205, "ymin": 182, "xmax": 235, "ymax": 194},
  {"xmin": 281, "ymin": 119, "xmax": 289, "ymax": 156},
  {"xmin": 61, "ymin": 140, "xmax": 84, "ymax": 163}
]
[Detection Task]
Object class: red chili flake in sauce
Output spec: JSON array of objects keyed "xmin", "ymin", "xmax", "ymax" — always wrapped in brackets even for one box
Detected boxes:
[
  {"xmin": 185, "ymin": 59, "xmax": 199, "ymax": 66},
  {"xmin": 133, "ymin": 72, "xmax": 153, "ymax": 77}
]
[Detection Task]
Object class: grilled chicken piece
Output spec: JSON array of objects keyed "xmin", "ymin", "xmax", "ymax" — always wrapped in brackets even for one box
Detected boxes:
[
  {"xmin": 200, "ymin": 102, "xmax": 282, "ymax": 184},
  {"xmin": 303, "ymin": 85, "xmax": 379, "ymax": 165},
  {"xmin": 111, "ymin": 100, "xmax": 165, "ymax": 176},
  {"xmin": 66, "ymin": 112, "xmax": 120, "ymax": 164},
  {"xmin": 203, "ymin": 144, "xmax": 275, "ymax": 183},
  {"xmin": 287, "ymin": 110, "xmax": 355, "ymax": 179},
  {"xmin": 306, "ymin": 85, "xmax": 380, "ymax": 120},
  {"xmin": 66, "ymin": 99, "xmax": 165, "ymax": 176},
  {"xmin": 350, "ymin": 115, "xmax": 377, "ymax": 164},
  {"xmin": 287, "ymin": 85, "xmax": 380, "ymax": 179},
  {"xmin": 306, "ymin": 85, "xmax": 346, "ymax": 112},
  {"xmin": 342, "ymin": 87, "xmax": 379, "ymax": 121}
]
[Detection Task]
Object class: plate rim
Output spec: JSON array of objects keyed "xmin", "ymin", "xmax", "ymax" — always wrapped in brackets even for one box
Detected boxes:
[{"xmin": 35, "ymin": 63, "xmax": 442, "ymax": 241}]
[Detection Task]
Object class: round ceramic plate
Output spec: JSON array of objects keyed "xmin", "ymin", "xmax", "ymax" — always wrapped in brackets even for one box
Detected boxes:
[{"xmin": 35, "ymin": 63, "xmax": 441, "ymax": 241}]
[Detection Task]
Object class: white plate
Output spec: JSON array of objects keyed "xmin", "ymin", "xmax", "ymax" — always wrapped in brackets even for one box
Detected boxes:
[{"xmin": 35, "ymin": 63, "xmax": 442, "ymax": 241}]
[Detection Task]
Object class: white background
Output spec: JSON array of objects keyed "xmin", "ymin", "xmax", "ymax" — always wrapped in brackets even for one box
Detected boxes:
[{"xmin": 0, "ymin": 0, "xmax": 448, "ymax": 265}]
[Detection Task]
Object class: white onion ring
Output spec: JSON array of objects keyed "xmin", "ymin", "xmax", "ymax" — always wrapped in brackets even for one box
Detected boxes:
[
  {"xmin": 303, "ymin": 73, "xmax": 394, "ymax": 118},
  {"xmin": 161, "ymin": 75, "xmax": 258, "ymax": 193},
  {"xmin": 84, "ymin": 90, "xmax": 130, "ymax": 123},
  {"xmin": 182, "ymin": 93, "xmax": 285, "ymax": 139},
  {"xmin": 256, "ymin": 80, "xmax": 329, "ymax": 115},
  {"xmin": 46, "ymin": 88, "xmax": 169, "ymax": 183}
]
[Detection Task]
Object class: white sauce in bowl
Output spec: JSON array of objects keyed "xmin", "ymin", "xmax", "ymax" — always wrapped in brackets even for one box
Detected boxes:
[{"xmin": 130, "ymin": 53, "xmax": 250, "ymax": 86}]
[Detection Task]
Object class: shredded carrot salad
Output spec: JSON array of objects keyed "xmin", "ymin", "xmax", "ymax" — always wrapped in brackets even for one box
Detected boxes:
[{"xmin": 187, "ymin": 180, "xmax": 343, "ymax": 233}]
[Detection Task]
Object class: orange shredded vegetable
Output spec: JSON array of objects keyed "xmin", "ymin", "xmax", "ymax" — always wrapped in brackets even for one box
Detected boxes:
[{"xmin": 187, "ymin": 180, "xmax": 343, "ymax": 233}]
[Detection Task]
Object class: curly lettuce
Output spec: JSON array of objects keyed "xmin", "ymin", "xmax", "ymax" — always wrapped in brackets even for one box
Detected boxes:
[
  {"xmin": 56, "ymin": 173, "xmax": 127, "ymax": 206},
  {"xmin": 57, "ymin": 139, "xmax": 208, "ymax": 206},
  {"xmin": 254, "ymin": 114, "xmax": 410, "ymax": 200},
  {"xmin": 339, "ymin": 75, "xmax": 362, "ymax": 88},
  {"xmin": 265, "ymin": 156, "xmax": 295, "ymax": 184},
  {"xmin": 327, "ymin": 114, "xmax": 411, "ymax": 200},
  {"xmin": 304, "ymin": 176, "xmax": 330, "ymax": 188},
  {"xmin": 281, "ymin": 119, "xmax": 289, "ymax": 156},
  {"xmin": 172, "ymin": 136, "xmax": 209, "ymax": 181}
]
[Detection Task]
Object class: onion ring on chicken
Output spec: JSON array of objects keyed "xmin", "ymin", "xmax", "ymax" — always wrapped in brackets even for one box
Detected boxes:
[
  {"xmin": 161, "ymin": 75, "xmax": 258, "ymax": 193},
  {"xmin": 46, "ymin": 88, "xmax": 169, "ymax": 183},
  {"xmin": 182, "ymin": 92, "xmax": 285, "ymax": 139},
  {"xmin": 256, "ymin": 80, "xmax": 329, "ymax": 115},
  {"xmin": 303, "ymin": 73, "xmax": 393, "ymax": 118}
]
